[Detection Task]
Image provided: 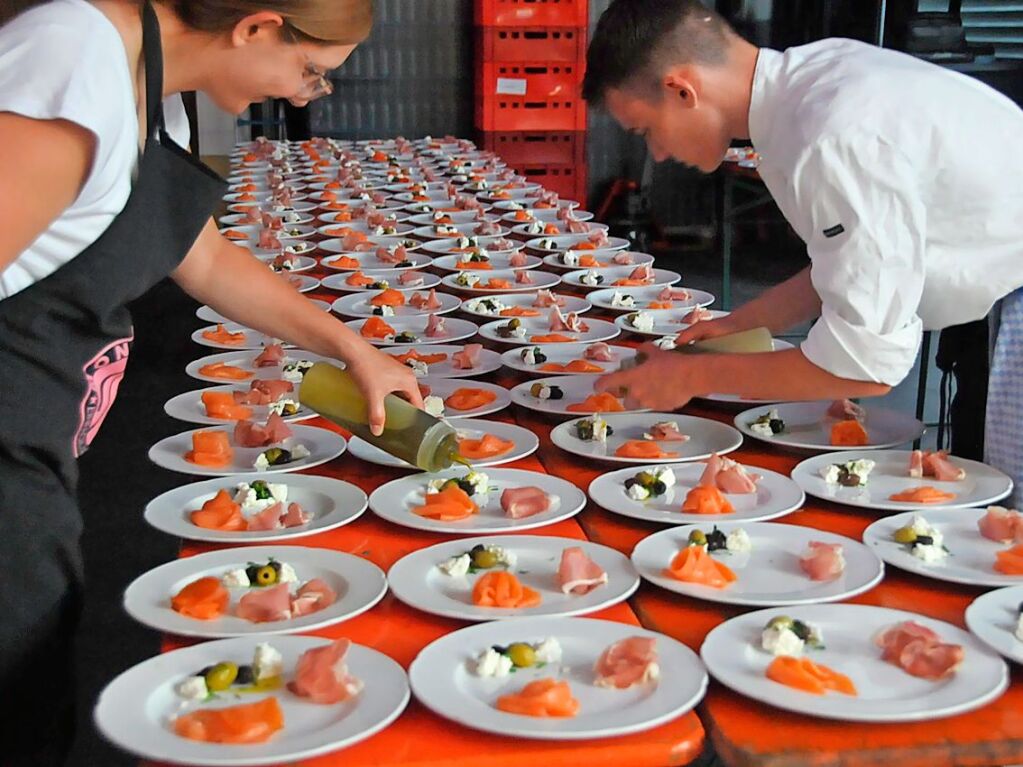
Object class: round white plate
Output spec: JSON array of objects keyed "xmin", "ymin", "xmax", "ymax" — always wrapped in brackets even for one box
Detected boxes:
[
  {"xmin": 95, "ymin": 635, "xmax": 409, "ymax": 767},
  {"xmin": 410, "ymin": 616, "xmax": 707, "ymax": 740},
  {"xmin": 965, "ymin": 586, "xmax": 1023, "ymax": 664},
  {"xmin": 589, "ymin": 462, "xmax": 805, "ymax": 525},
  {"xmin": 478, "ymin": 317, "xmax": 620, "ymax": 346},
  {"xmin": 525, "ymin": 235, "xmax": 630, "ymax": 254},
  {"xmin": 430, "ymin": 254, "xmax": 540, "ymax": 273},
  {"xmin": 321, "ymin": 271, "xmax": 442, "ymax": 293},
  {"xmin": 701, "ymin": 604, "xmax": 1009, "ymax": 722},
  {"xmin": 441, "ymin": 269, "xmax": 561, "ymax": 295},
  {"xmin": 381, "ymin": 344, "xmax": 503, "ymax": 379},
  {"xmin": 257, "ymin": 255, "xmax": 318, "ymax": 273},
  {"xmin": 614, "ymin": 309, "xmax": 730, "ymax": 338},
  {"xmin": 587, "ymin": 286, "xmax": 716, "ymax": 312},
  {"xmin": 736, "ymin": 402, "xmax": 926, "ymax": 452},
  {"xmin": 282, "ymin": 273, "xmax": 320, "ymax": 293},
  {"xmin": 509, "ymin": 375, "xmax": 650, "ymax": 418},
  {"xmin": 164, "ymin": 385, "xmax": 316, "ymax": 426},
  {"xmin": 197, "ymin": 300, "xmax": 329, "ymax": 324},
  {"xmin": 343, "ymin": 316, "xmax": 478, "ymax": 346},
  {"xmin": 124, "ymin": 546, "xmax": 387, "ymax": 638},
  {"xmin": 148, "ymin": 425, "xmax": 347, "ymax": 477},
  {"xmin": 551, "ymin": 413, "xmax": 742, "ymax": 465},
  {"xmin": 419, "ymin": 236, "xmax": 520, "ymax": 257},
  {"xmin": 186, "ymin": 350, "xmax": 336, "ymax": 385},
  {"xmin": 330, "ymin": 290, "xmax": 460, "ymax": 318},
  {"xmin": 388, "ymin": 536, "xmax": 639, "ymax": 621},
  {"xmin": 540, "ymin": 252, "xmax": 654, "ymax": 273},
  {"xmin": 792, "ymin": 450, "xmax": 1012, "ymax": 512},
  {"xmin": 191, "ymin": 323, "xmax": 294, "ymax": 352},
  {"xmin": 499, "ymin": 208, "xmax": 592, "ymax": 224},
  {"xmin": 144, "ymin": 473, "xmax": 368, "ymax": 543},
  {"xmin": 320, "ymin": 251, "xmax": 433, "ymax": 273},
  {"xmin": 348, "ymin": 417, "xmax": 533, "ymax": 469},
  {"xmin": 561, "ymin": 267, "xmax": 681, "ymax": 291},
  {"xmin": 458, "ymin": 292, "xmax": 591, "ymax": 320},
  {"xmin": 410, "ymin": 224, "xmax": 510, "ymax": 241},
  {"xmin": 863, "ymin": 508, "xmax": 1023, "ymax": 587},
  {"xmin": 369, "ymin": 468, "xmax": 587, "ymax": 535},
  {"xmin": 418, "ymin": 378, "xmax": 511, "ymax": 418},
  {"xmin": 633, "ymin": 523, "xmax": 884, "ymax": 606},
  {"xmin": 509, "ymin": 221, "xmax": 608, "ymax": 239},
  {"xmin": 317, "ymin": 222, "xmax": 416, "ymax": 238},
  {"xmin": 501, "ymin": 344, "xmax": 638, "ymax": 377}
]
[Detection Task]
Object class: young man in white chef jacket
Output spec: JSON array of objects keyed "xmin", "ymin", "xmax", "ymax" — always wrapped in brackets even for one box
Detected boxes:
[{"xmin": 585, "ymin": 0, "xmax": 1023, "ymax": 502}]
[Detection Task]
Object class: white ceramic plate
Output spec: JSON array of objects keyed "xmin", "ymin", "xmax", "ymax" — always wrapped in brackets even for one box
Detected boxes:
[
  {"xmin": 551, "ymin": 413, "xmax": 742, "ymax": 465},
  {"xmin": 863, "ymin": 508, "xmax": 1023, "ymax": 587},
  {"xmin": 458, "ymin": 292, "xmax": 591, "ymax": 320},
  {"xmin": 381, "ymin": 344, "xmax": 503, "ymax": 379},
  {"xmin": 410, "ymin": 616, "xmax": 707, "ymax": 740},
  {"xmin": 509, "ymin": 375, "xmax": 650, "ymax": 418},
  {"xmin": 441, "ymin": 269, "xmax": 561, "ymax": 295},
  {"xmin": 148, "ymin": 424, "xmax": 347, "ymax": 477},
  {"xmin": 478, "ymin": 317, "xmax": 620, "ymax": 346},
  {"xmin": 588, "ymin": 462, "xmax": 805, "ymax": 525},
  {"xmin": 500, "ymin": 344, "xmax": 639, "ymax": 377},
  {"xmin": 561, "ymin": 267, "xmax": 681, "ymax": 291},
  {"xmin": 416, "ymin": 379, "xmax": 511, "ymax": 418},
  {"xmin": 330, "ymin": 290, "xmax": 460, "ymax": 318},
  {"xmin": 197, "ymin": 300, "xmax": 329, "ymax": 324},
  {"xmin": 186, "ymin": 350, "xmax": 336, "ymax": 385},
  {"xmin": 736, "ymin": 402, "xmax": 926, "ymax": 452},
  {"xmin": 430, "ymin": 254, "xmax": 541, "ymax": 273},
  {"xmin": 633, "ymin": 523, "xmax": 884, "ymax": 606},
  {"xmin": 585, "ymin": 286, "xmax": 716, "ymax": 312},
  {"xmin": 525, "ymin": 235, "xmax": 630, "ymax": 254},
  {"xmin": 94, "ymin": 635, "xmax": 409, "ymax": 766},
  {"xmin": 343, "ymin": 316, "xmax": 478, "ymax": 346},
  {"xmin": 369, "ymin": 468, "xmax": 587, "ymax": 535},
  {"xmin": 321, "ymin": 271, "xmax": 442, "ymax": 293},
  {"xmin": 388, "ymin": 536, "xmax": 639, "ymax": 621},
  {"xmin": 614, "ymin": 309, "xmax": 730, "ymax": 338},
  {"xmin": 540, "ymin": 252, "xmax": 654, "ymax": 273},
  {"xmin": 509, "ymin": 221, "xmax": 608, "ymax": 239},
  {"xmin": 124, "ymin": 546, "xmax": 387, "ymax": 638},
  {"xmin": 144, "ymin": 473, "xmax": 368, "ymax": 543},
  {"xmin": 256, "ymin": 255, "xmax": 318, "ymax": 273},
  {"xmin": 191, "ymin": 323, "xmax": 294, "ymax": 352},
  {"xmin": 792, "ymin": 450, "xmax": 1012, "ymax": 512},
  {"xmin": 348, "ymin": 417, "xmax": 532, "ymax": 469},
  {"xmin": 164, "ymin": 385, "xmax": 316, "ymax": 426},
  {"xmin": 701, "ymin": 604, "xmax": 1009, "ymax": 722},
  {"xmin": 281, "ymin": 273, "xmax": 320, "ymax": 293},
  {"xmin": 499, "ymin": 208, "xmax": 593, "ymax": 224},
  {"xmin": 965, "ymin": 586, "xmax": 1023, "ymax": 664},
  {"xmin": 320, "ymin": 251, "xmax": 433, "ymax": 273}
]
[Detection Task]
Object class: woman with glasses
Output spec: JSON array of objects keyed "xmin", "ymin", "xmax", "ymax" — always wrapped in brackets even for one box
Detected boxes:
[{"xmin": 0, "ymin": 1, "xmax": 416, "ymax": 763}]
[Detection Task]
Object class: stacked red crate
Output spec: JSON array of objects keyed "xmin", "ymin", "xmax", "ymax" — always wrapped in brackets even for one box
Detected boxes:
[{"xmin": 475, "ymin": 0, "xmax": 588, "ymax": 204}]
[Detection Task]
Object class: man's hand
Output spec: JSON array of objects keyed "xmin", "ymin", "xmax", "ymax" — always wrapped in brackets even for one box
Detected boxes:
[{"xmin": 594, "ymin": 344, "xmax": 703, "ymax": 411}]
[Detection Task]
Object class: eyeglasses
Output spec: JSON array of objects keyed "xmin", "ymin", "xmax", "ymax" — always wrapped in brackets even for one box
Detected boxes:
[{"xmin": 282, "ymin": 24, "xmax": 335, "ymax": 103}]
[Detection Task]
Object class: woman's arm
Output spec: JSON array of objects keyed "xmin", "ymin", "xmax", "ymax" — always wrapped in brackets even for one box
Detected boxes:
[{"xmin": 173, "ymin": 220, "xmax": 423, "ymax": 433}]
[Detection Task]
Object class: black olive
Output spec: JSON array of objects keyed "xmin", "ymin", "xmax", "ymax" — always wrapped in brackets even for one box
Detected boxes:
[
  {"xmin": 469, "ymin": 544, "xmax": 486, "ymax": 557},
  {"xmin": 651, "ymin": 480, "xmax": 667, "ymax": 496},
  {"xmin": 235, "ymin": 665, "xmax": 255, "ymax": 686},
  {"xmin": 606, "ymin": 425, "xmax": 615, "ymax": 436},
  {"xmin": 791, "ymin": 620, "xmax": 812, "ymax": 641},
  {"xmin": 915, "ymin": 535, "xmax": 935, "ymax": 546},
  {"xmin": 372, "ymin": 307, "xmax": 386, "ymax": 316},
  {"xmin": 838, "ymin": 472, "xmax": 862, "ymax": 488},
  {"xmin": 198, "ymin": 665, "xmax": 215, "ymax": 677},
  {"xmin": 594, "ymin": 276, "xmax": 604, "ymax": 285},
  {"xmin": 245, "ymin": 565, "xmax": 261, "ymax": 582},
  {"xmin": 548, "ymin": 387, "xmax": 564, "ymax": 400},
  {"xmin": 457, "ymin": 479, "xmax": 475, "ymax": 495},
  {"xmin": 397, "ymin": 260, "xmax": 413, "ymax": 268},
  {"xmin": 535, "ymin": 351, "xmax": 548, "ymax": 363},
  {"xmin": 769, "ymin": 419, "xmax": 785, "ymax": 434},
  {"xmin": 624, "ymin": 478, "xmax": 637, "ymax": 489},
  {"xmin": 705, "ymin": 527, "xmax": 728, "ymax": 552}
]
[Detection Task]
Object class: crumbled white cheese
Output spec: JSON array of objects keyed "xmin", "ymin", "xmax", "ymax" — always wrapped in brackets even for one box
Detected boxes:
[
  {"xmin": 505, "ymin": 323, "xmax": 527, "ymax": 339},
  {"xmin": 760, "ymin": 626, "xmax": 805, "ymax": 657},
  {"xmin": 222, "ymin": 568, "xmax": 251, "ymax": 588},
  {"xmin": 725, "ymin": 528, "xmax": 753, "ymax": 554},
  {"xmin": 627, "ymin": 483, "xmax": 651, "ymax": 501},
  {"xmin": 652, "ymin": 466, "xmax": 676, "ymax": 491},
  {"xmin": 407, "ymin": 360, "xmax": 429, "ymax": 377},
  {"xmin": 176, "ymin": 675, "xmax": 209, "ymax": 701},
  {"xmin": 610, "ymin": 291, "xmax": 635, "ymax": 308},
  {"xmin": 819, "ymin": 465, "xmax": 842, "ymax": 485},
  {"xmin": 653, "ymin": 336, "xmax": 677, "ymax": 350},
  {"xmin": 254, "ymin": 453, "xmax": 270, "ymax": 470},
  {"xmin": 580, "ymin": 270, "xmax": 602, "ymax": 287},
  {"xmin": 482, "ymin": 544, "xmax": 517, "ymax": 568},
  {"xmin": 562, "ymin": 251, "xmax": 580, "ymax": 267},
  {"xmin": 374, "ymin": 305, "xmax": 396, "ymax": 317},
  {"xmin": 473, "ymin": 648, "xmax": 514, "ymax": 678},
  {"xmin": 253, "ymin": 643, "xmax": 284, "ymax": 681},
  {"xmin": 456, "ymin": 272, "xmax": 481, "ymax": 288},
  {"xmin": 908, "ymin": 515, "xmax": 947, "ymax": 563},
  {"xmin": 424, "ymin": 395, "xmax": 445, "ymax": 417},
  {"xmin": 629, "ymin": 311, "xmax": 655, "ymax": 332},
  {"xmin": 291, "ymin": 444, "xmax": 311, "ymax": 461},
  {"xmin": 277, "ymin": 562, "xmax": 298, "ymax": 584},
  {"xmin": 438, "ymin": 553, "xmax": 471, "ymax": 577},
  {"xmin": 534, "ymin": 384, "xmax": 555, "ymax": 400},
  {"xmin": 534, "ymin": 638, "xmax": 562, "ymax": 664},
  {"xmin": 526, "ymin": 222, "xmax": 543, "ymax": 235},
  {"xmin": 521, "ymin": 347, "xmax": 539, "ymax": 366},
  {"xmin": 750, "ymin": 421, "xmax": 775, "ymax": 438},
  {"xmin": 234, "ymin": 482, "xmax": 288, "ymax": 513},
  {"xmin": 268, "ymin": 398, "xmax": 300, "ymax": 416}
]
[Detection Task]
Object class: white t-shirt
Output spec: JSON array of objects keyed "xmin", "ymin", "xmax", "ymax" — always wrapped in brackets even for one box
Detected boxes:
[
  {"xmin": 0, "ymin": 0, "xmax": 191, "ymax": 299},
  {"xmin": 749, "ymin": 39, "xmax": 1023, "ymax": 386}
]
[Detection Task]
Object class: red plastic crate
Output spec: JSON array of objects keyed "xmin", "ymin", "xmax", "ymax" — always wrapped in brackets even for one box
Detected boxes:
[
  {"xmin": 476, "ymin": 97, "xmax": 586, "ymax": 131},
  {"xmin": 474, "ymin": 0, "xmax": 588, "ymax": 28},
  {"xmin": 477, "ymin": 61, "xmax": 582, "ymax": 100},
  {"xmin": 479, "ymin": 131, "xmax": 586, "ymax": 166},
  {"xmin": 520, "ymin": 164, "xmax": 588, "ymax": 205},
  {"xmin": 476, "ymin": 27, "xmax": 586, "ymax": 63}
]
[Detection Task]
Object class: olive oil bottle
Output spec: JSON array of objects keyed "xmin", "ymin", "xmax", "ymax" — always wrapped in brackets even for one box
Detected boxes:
[
  {"xmin": 299, "ymin": 362, "xmax": 462, "ymax": 472},
  {"xmin": 624, "ymin": 327, "xmax": 776, "ymax": 368}
]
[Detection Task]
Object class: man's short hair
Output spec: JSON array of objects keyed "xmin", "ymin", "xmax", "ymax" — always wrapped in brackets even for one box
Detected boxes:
[{"xmin": 583, "ymin": 0, "xmax": 731, "ymax": 107}]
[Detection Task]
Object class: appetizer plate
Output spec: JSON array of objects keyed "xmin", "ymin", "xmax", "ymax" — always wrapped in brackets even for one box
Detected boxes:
[
  {"xmin": 148, "ymin": 425, "xmax": 347, "ymax": 477},
  {"xmin": 144, "ymin": 473, "xmax": 368, "ymax": 543},
  {"xmin": 701, "ymin": 604, "xmax": 1008, "ymax": 722},
  {"xmin": 320, "ymin": 252, "xmax": 433, "ymax": 273},
  {"xmin": 478, "ymin": 317, "xmax": 620, "ymax": 346},
  {"xmin": 508, "ymin": 221, "xmax": 608, "ymax": 239},
  {"xmin": 430, "ymin": 254, "xmax": 542, "ymax": 273},
  {"xmin": 320, "ymin": 271, "xmax": 442, "ymax": 294},
  {"xmin": 614, "ymin": 309, "xmax": 730, "ymax": 338},
  {"xmin": 410, "ymin": 616, "xmax": 708, "ymax": 740},
  {"xmin": 369, "ymin": 468, "xmax": 586, "ymax": 535},
  {"xmin": 965, "ymin": 585, "xmax": 1023, "ymax": 664},
  {"xmin": 343, "ymin": 316, "xmax": 478, "ymax": 347},
  {"xmin": 552, "ymin": 413, "xmax": 742, "ymax": 465},
  {"xmin": 388, "ymin": 536, "xmax": 639, "ymax": 621},
  {"xmin": 381, "ymin": 344, "xmax": 503, "ymax": 379},
  {"xmin": 256, "ymin": 255, "xmax": 318, "ymax": 273},
  {"xmin": 330, "ymin": 290, "xmax": 460, "ymax": 319},
  {"xmin": 124, "ymin": 546, "xmax": 387, "ymax": 638},
  {"xmin": 348, "ymin": 417, "xmax": 533, "ymax": 469},
  {"xmin": 441, "ymin": 269, "xmax": 561, "ymax": 295},
  {"xmin": 509, "ymin": 375, "xmax": 650, "ymax": 418},
  {"xmin": 561, "ymin": 267, "xmax": 681, "ymax": 291},
  {"xmin": 792, "ymin": 450, "xmax": 1012, "ymax": 512},
  {"xmin": 501, "ymin": 343, "xmax": 637, "ymax": 378},
  {"xmin": 459, "ymin": 292, "xmax": 591, "ymax": 320},
  {"xmin": 524, "ymin": 235, "xmax": 630, "ymax": 254},
  {"xmin": 186, "ymin": 349, "xmax": 335, "ymax": 385},
  {"xmin": 409, "ymin": 224, "xmax": 510, "ymax": 242},
  {"xmin": 863, "ymin": 508, "xmax": 1023, "ymax": 588},
  {"xmin": 164, "ymin": 385, "xmax": 316, "ymax": 426},
  {"xmin": 736, "ymin": 402, "xmax": 926, "ymax": 452},
  {"xmin": 499, "ymin": 208, "xmax": 593, "ymax": 224},
  {"xmin": 95, "ymin": 635, "xmax": 409, "ymax": 767},
  {"xmin": 588, "ymin": 462, "xmax": 805, "ymax": 525},
  {"xmin": 196, "ymin": 300, "xmax": 329, "ymax": 324},
  {"xmin": 632, "ymin": 523, "xmax": 884, "ymax": 607},
  {"xmin": 191, "ymin": 323, "xmax": 294, "ymax": 352},
  {"xmin": 419, "ymin": 236, "xmax": 522, "ymax": 258},
  {"xmin": 586, "ymin": 285, "xmax": 716, "ymax": 313},
  {"xmin": 539, "ymin": 251, "xmax": 652, "ymax": 273}
]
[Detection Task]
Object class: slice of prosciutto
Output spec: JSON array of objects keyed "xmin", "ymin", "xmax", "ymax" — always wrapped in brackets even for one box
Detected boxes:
[
  {"xmin": 588, "ymin": 231, "xmax": 611, "ymax": 248},
  {"xmin": 515, "ymin": 269, "xmax": 534, "ymax": 285},
  {"xmin": 922, "ymin": 450, "xmax": 966, "ymax": 481},
  {"xmin": 567, "ymin": 219, "xmax": 590, "ymax": 234},
  {"xmin": 509, "ymin": 250, "xmax": 528, "ymax": 268},
  {"xmin": 500, "ymin": 486, "xmax": 552, "ymax": 519},
  {"xmin": 409, "ymin": 289, "xmax": 442, "ymax": 310},
  {"xmin": 451, "ymin": 343, "xmax": 482, "ymax": 370},
  {"xmin": 233, "ymin": 378, "xmax": 294, "ymax": 406},
  {"xmin": 699, "ymin": 453, "xmax": 761, "ymax": 494},
  {"xmin": 584, "ymin": 342, "xmax": 615, "ymax": 362},
  {"xmin": 398, "ymin": 270, "xmax": 425, "ymax": 286},
  {"xmin": 289, "ymin": 578, "xmax": 338, "ymax": 618},
  {"xmin": 425, "ymin": 314, "xmax": 447, "ymax": 338},
  {"xmin": 611, "ymin": 251, "xmax": 634, "ymax": 265},
  {"xmin": 874, "ymin": 621, "xmax": 964, "ymax": 680},
  {"xmin": 246, "ymin": 502, "xmax": 284, "ymax": 531},
  {"xmin": 281, "ymin": 502, "xmax": 310, "ymax": 528},
  {"xmin": 233, "ymin": 413, "xmax": 293, "ymax": 448},
  {"xmin": 593, "ymin": 636, "xmax": 660, "ymax": 689},
  {"xmin": 376, "ymin": 245, "xmax": 408, "ymax": 265},
  {"xmin": 827, "ymin": 399, "xmax": 866, "ymax": 422},
  {"xmin": 236, "ymin": 582, "xmax": 292, "ymax": 623},
  {"xmin": 557, "ymin": 547, "xmax": 608, "ymax": 595},
  {"xmin": 798, "ymin": 541, "xmax": 846, "ymax": 582},
  {"xmin": 977, "ymin": 505, "xmax": 1023, "ymax": 543},
  {"xmin": 253, "ymin": 343, "xmax": 286, "ymax": 368},
  {"xmin": 628, "ymin": 264, "xmax": 653, "ymax": 282},
  {"xmin": 658, "ymin": 287, "xmax": 691, "ymax": 301},
  {"xmin": 533, "ymin": 289, "xmax": 566, "ymax": 308},
  {"xmin": 682, "ymin": 307, "xmax": 714, "ymax": 324},
  {"xmin": 257, "ymin": 228, "xmax": 281, "ymax": 251},
  {"xmin": 288, "ymin": 638, "xmax": 364, "ymax": 704},
  {"xmin": 475, "ymin": 221, "xmax": 503, "ymax": 236},
  {"xmin": 645, "ymin": 421, "xmax": 689, "ymax": 442}
]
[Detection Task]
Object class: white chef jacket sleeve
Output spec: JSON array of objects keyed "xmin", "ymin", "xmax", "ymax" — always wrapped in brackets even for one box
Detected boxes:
[{"xmin": 795, "ymin": 132, "xmax": 926, "ymax": 386}]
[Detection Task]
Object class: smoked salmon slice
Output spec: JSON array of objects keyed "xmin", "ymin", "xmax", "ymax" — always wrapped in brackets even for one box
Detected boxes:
[
  {"xmin": 664, "ymin": 545, "xmax": 737, "ymax": 588},
  {"xmin": 529, "ymin": 333, "xmax": 577, "ymax": 343},
  {"xmin": 173, "ymin": 697, "xmax": 284, "ymax": 744},
  {"xmin": 330, "ymin": 255, "xmax": 361, "ymax": 270},
  {"xmin": 395, "ymin": 349, "xmax": 449, "ymax": 366},
  {"xmin": 346, "ymin": 271, "xmax": 375, "ymax": 287},
  {"xmin": 360, "ymin": 316, "xmax": 396, "ymax": 339},
  {"xmin": 566, "ymin": 392, "xmax": 626, "ymax": 413},
  {"xmin": 499, "ymin": 307, "xmax": 541, "ymax": 317},
  {"xmin": 481, "ymin": 278, "xmax": 513, "ymax": 290},
  {"xmin": 223, "ymin": 230, "xmax": 249, "ymax": 240},
  {"xmin": 201, "ymin": 324, "xmax": 246, "ymax": 346},
  {"xmin": 647, "ymin": 301, "xmax": 673, "ymax": 309},
  {"xmin": 577, "ymin": 255, "xmax": 600, "ymax": 267},
  {"xmin": 537, "ymin": 360, "xmax": 603, "ymax": 374},
  {"xmin": 198, "ymin": 362, "xmax": 253, "ymax": 381},
  {"xmin": 458, "ymin": 433, "xmax": 515, "ymax": 459},
  {"xmin": 766, "ymin": 656, "xmax": 857, "ymax": 696},
  {"xmin": 495, "ymin": 679, "xmax": 579, "ymax": 718},
  {"xmin": 830, "ymin": 419, "xmax": 869, "ymax": 447},
  {"xmin": 472, "ymin": 570, "xmax": 542, "ymax": 608},
  {"xmin": 445, "ymin": 388, "xmax": 497, "ymax": 411},
  {"xmin": 888, "ymin": 486, "xmax": 957, "ymax": 504},
  {"xmin": 185, "ymin": 430, "xmax": 233, "ymax": 468},
  {"xmin": 455, "ymin": 261, "xmax": 493, "ymax": 270},
  {"xmin": 201, "ymin": 391, "xmax": 253, "ymax": 421},
  {"xmin": 612, "ymin": 278, "xmax": 651, "ymax": 287},
  {"xmin": 614, "ymin": 440, "xmax": 680, "ymax": 459},
  {"xmin": 682, "ymin": 485, "xmax": 735, "ymax": 515},
  {"xmin": 411, "ymin": 486, "xmax": 479, "ymax": 521},
  {"xmin": 994, "ymin": 544, "xmax": 1023, "ymax": 575},
  {"xmin": 369, "ymin": 289, "xmax": 406, "ymax": 307},
  {"xmin": 189, "ymin": 489, "xmax": 246, "ymax": 531},
  {"xmin": 171, "ymin": 576, "xmax": 230, "ymax": 620}
]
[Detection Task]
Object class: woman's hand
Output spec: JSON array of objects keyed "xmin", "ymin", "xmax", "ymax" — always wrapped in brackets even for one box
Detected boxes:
[
  {"xmin": 594, "ymin": 343, "xmax": 704, "ymax": 411},
  {"xmin": 345, "ymin": 348, "xmax": 424, "ymax": 436}
]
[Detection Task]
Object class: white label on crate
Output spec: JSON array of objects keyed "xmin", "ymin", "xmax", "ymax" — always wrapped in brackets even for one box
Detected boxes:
[{"xmin": 496, "ymin": 78, "xmax": 528, "ymax": 96}]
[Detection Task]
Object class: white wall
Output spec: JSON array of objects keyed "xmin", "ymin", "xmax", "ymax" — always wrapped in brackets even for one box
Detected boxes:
[{"xmin": 195, "ymin": 91, "xmax": 238, "ymax": 157}]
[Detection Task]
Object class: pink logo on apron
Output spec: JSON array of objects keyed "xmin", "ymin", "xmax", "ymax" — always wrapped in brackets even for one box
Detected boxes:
[{"xmin": 74, "ymin": 335, "xmax": 133, "ymax": 457}]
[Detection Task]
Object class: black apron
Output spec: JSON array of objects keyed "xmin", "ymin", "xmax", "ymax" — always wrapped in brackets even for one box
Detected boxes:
[{"xmin": 0, "ymin": 4, "xmax": 224, "ymax": 761}]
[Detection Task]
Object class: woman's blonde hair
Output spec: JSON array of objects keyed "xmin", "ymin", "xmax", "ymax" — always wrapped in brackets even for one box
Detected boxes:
[{"xmin": 168, "ymin": 0, "xmax": 373, "ymax": 45}]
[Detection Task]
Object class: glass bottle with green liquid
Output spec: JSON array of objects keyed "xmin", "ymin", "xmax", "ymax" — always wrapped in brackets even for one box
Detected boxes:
[{"xmin": 298, "ymin": 362, "xmax": 468, "ymax": 472}]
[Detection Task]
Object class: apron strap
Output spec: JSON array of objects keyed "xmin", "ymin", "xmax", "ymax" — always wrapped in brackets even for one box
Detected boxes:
[{"xmin": 141, "ymin": 0, "xmax": 166, "ymax": 137}]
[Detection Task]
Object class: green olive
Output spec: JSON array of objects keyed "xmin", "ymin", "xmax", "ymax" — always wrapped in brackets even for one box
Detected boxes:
[
  {"xmin": 893, "ymin": 526, "xmax": 918, "ymax": 544},
  {"xmin": 205, "ymin": 662, "xmax": 238, "ymax": 692},
  {"xmin": 635, "ymin": 471, "xmax": 656, "ymax": 487},
  {"xmin": 472, "ymin": 548, "xmax": 499, "ymax": 569},
  {"xmin": 254, "ymin": 565, "xmax": 278, "ymax": 587},
  {"xmin": 688, "ymin": 529, "xmax": 708, "ymax": 546},
  {"xmin": 506, "ymin": 643, "xmax": 537, "ymax": 668},
  {"xmin": 766, "ymin": 615, "xmax": 794, "ymax": 631}
]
